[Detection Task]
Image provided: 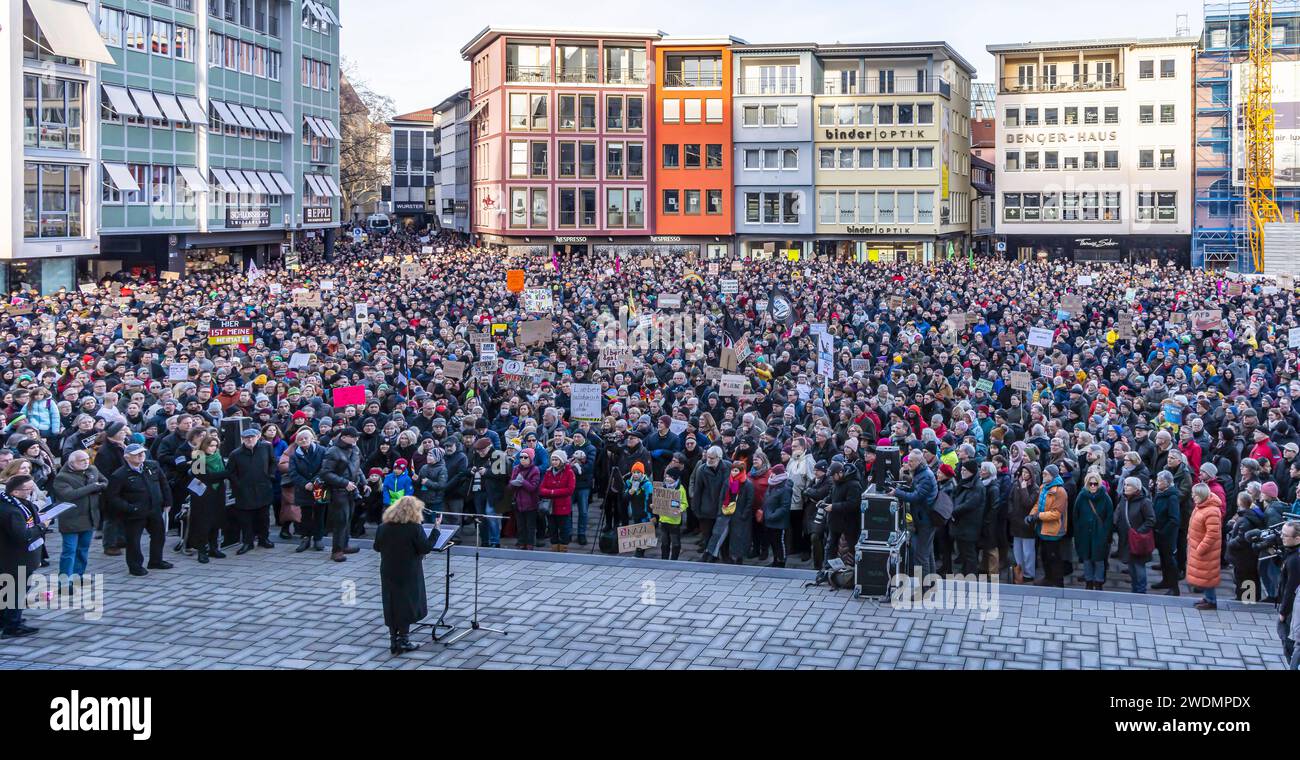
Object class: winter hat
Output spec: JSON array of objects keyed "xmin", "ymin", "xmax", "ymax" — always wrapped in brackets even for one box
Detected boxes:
[
  {"xmin": 394, "ymin": 458, "xmax": 408, "ymax": 470},
  {"xmin": 631, "ymin": 462, "xmax": 646, "ymax": 474},
  {"xmin": 368, "ymin": 467, "xmax": 384, "ymax": 477},
  {"xmin": 938, "ymin": 463, "xmax": 956, "ymax": 479},
  {"xmin": 1261, "ymin": 481, "xmax": 1279, "ymax": 499}
]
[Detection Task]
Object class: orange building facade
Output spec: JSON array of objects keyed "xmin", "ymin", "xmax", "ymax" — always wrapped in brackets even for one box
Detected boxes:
[{"xmin": 653, "ymin": 38, "xmax": 741, "ymax": 258}]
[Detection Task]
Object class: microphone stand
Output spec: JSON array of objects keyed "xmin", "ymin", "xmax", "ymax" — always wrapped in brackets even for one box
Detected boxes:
[
  {"xmin": 428, "ymin": 510, "xmax": 507, "ymax": 646},
  {"xmin": 411, "ymin": 530, "xmax": 457, "ymax": 642}
]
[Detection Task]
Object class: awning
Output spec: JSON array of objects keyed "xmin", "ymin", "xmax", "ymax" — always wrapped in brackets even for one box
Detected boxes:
[
  {"xmin": 306, "ymin": 0, "xmax": 328, "ymax": 23},
  {"xmin": 102, "ymin": 84, "xmax": 138, "ymax": 118},
  {"xmin": 177, "ymin": 166, "xmax": 209, "ymax": 193},
  {"xmin": 26, "ymin": 0, "xmax": 116, "ymax": 64},
  {"xmin": 241, "ymin": 171, "xmax": 269, "ymax": 195},
  {"xmin": 177, "ymin": 95, "xmax": 207, "ymax": 124},
  {"xmin": 304, "ymin": 116, "xmax": 327, "ymax": 138},
  {"xmin": 129, "ymin": 89, "xmax": 164, "ymax": 120},
  {"xmin": 270, "ymin": 172, "xmax": 296, "ymax": 195},
  {"xmin": 225, "ymin": 170, "xmax": 256, "ymax": 195},
  {"xmin": 267, "ymin": 111, "xmax": 293, "ymax": 134},
  {"xmin": 211, "ymin": 100, "xmax": 236, "ymax": 126},
  {"xmin": 321, "ymin": 175, "xmax": 342, "ymax": 197},
  {"xmin": 256, "ymin": 172, "xmax": 281, "ymax": 195},
  {"xmin": 102, "ymin": 163, "xmax": 139, "ymax": 192},
  {"xmin": 210, "ymin": 168, "xmax": 235, "ymax": 192},
  {"xmin": 226, "ymin": 104, "xmax": 256, "ymax": 129},
  {"xmin": 154, "ymin": 92, "xmax": 188, "ymax": 124},
  {"xmin": 464, "ymin": 98, "xmax": 488, "ymax": 124},
  {"xmin": 321, "ymin": 5, "xmax": 340, "ymax": 25},
  {"xmin": 304, "ymin": 174, "xmax": 326, "ymax": 197},
  {"xmin": 321, "ymin": 118, "xmax": 342, "ymax": 141}
]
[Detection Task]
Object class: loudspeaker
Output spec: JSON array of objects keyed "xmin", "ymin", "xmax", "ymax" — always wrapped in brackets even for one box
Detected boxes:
[
  {"xmin": 860, "ymin": 493, "xmax": 899, "ymax": 543},
  {"xmin": 220, "ymin": 417, "xmax": 253, "ymax": 457},
  {"xmin": 854, "ymin": 541, "xmax": 893, "ymax": 597},
  {"xmin": 872, "ymin": 446, "xmax": 901, "ymax": 489},
  {"xmin": 598, "ymin": 528, "xmax": 619, "ymax": 555}
]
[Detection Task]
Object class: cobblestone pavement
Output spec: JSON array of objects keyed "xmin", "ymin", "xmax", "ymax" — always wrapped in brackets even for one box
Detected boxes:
[{"xmin": 0, "ymin": 537, "xmax": 1284, "ymax": 670}]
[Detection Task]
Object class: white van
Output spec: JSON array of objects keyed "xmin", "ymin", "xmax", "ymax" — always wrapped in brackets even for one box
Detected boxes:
[{"xmin": 366, "ymin": 214, "xmax": 391, "ymax": 234}]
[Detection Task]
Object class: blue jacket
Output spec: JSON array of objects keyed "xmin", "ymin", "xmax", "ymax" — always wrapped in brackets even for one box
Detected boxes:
[
  {"xmin": 895, "ymin": 464, "xmax": 938, "ymax": 526},
  {"xmin": 382, "ymin": 472, "xmax": 414, "ymax": 505}
]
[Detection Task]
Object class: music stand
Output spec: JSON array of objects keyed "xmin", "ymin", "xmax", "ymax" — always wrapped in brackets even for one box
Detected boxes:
[
  {"xmin": 440, "ymin": 513, "xmax": 507, "ymax": 645},
  {"xmin": 412, "ymin": 524, "xmax": 459, "ymax": 642}
]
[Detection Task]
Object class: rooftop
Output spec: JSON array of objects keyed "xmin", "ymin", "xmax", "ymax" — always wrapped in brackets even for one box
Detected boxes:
[
  {"xmin": 987, "ymin": 36, "xmax": 1198, "ymax": 54},
  {"xmin": 461, "ymin": 26, "xmax": 665, "ymax": 58}
]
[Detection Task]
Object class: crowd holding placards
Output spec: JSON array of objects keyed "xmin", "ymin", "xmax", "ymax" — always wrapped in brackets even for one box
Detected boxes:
[{"xmin": 0, "ymin": 228, "xmax": 1297, "ymax": 666}]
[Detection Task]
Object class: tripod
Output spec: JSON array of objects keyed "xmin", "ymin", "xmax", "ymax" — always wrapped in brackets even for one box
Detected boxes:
[{"xmin": 440, "ymin": 513, "xmax": 507, "ymax": 646}]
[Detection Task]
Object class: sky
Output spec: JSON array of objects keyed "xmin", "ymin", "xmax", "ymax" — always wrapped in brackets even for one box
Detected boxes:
[{"xmin": 338, "ymin": 0, "xmax": 1206, "ymax": 116}]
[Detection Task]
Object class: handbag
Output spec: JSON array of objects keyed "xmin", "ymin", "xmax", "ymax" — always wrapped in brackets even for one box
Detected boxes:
[
  {"xmin": 721, "ymin": 500, "xmax": 737, "ymax": 516},
  {"xmin": 1123, "ymin": 503, "xmax": 1155, "ymax": 557},
  {"xmin": 538, "ymin": 498, "xmax": 552, "ymax": 515}
]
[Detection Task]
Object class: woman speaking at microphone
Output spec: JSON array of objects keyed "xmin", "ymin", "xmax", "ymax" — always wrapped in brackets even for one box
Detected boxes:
[{"xmin": 374, "ymin": 495, "xmax": 439, "ymax": 655}]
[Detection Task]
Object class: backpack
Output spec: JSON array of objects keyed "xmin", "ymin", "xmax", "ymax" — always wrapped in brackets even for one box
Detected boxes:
[{"xmin": 931, "ymin": 487, "xmax": 954, "ymax": 525}]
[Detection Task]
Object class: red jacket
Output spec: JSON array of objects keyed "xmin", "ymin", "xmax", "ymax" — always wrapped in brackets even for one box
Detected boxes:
[
  {"xmin": 539, "ymin": 465, "xmax": 576, "ymax": 516},
  {"xmin": 1178, "ymin": 439, "xmax": 1202, "ymax": 476}
]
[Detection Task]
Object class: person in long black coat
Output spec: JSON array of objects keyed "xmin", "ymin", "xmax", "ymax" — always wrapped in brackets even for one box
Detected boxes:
[
  {"xmin": 225, "ymin": 426, "xmax": 277, "ymax": 553},
  {"xmin": 0, "ymin": 476, "xmax": 50, "ymax": 637},
  {"xmin": 374, "ymin": 495, "xmax": 437, "ymax": 655},
  {"xmin": 187, "ymin": 433, "xmax": 229, "ymax": 563}
]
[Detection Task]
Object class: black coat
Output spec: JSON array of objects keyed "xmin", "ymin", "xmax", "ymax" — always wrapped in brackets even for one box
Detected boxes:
[
  {"xmin": 689, "ymin": 459, "xmax": 730, "ymax": 520},
  {"xmin": 322, "ymin": 442, "xmax": 365, "ymax": 506},
  {"xmin": 828, "ymin": 473, "xmax": 863, "ymax": 536},
  {"xmin": 951, "ymin": 476, "xmax": 986, "ymax": 543},
  {"xmin": 373, "ymin": 521, "xmax": 435, "ymax": 629},
  {"xmin": 0, "ymin": 494, "xmax": 46, "ymax": 581},
  {"xmin": 226, "ymin": 442, "xmax": 276, "ymax": 511},
  {"xmin": 105, "ymin": 462, "xmax": 171, "ymax": 520}
]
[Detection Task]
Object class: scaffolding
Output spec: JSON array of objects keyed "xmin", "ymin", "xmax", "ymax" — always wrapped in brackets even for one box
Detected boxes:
[{"xmin": 1195, "ymin": 0, "xmax": 1300, "ymax": 270}]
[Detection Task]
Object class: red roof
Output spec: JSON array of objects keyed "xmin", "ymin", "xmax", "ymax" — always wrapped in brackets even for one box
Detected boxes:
[
  {"xmin": 972, "ymin": 118, "xmax": 996, "ymax": 148},
  {"xmin": 391, "ymin": 108, "xmax": 436, "ymax": 123}
]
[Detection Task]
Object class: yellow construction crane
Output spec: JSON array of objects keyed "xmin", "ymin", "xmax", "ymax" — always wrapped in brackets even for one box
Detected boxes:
[{"xmin": 1245, "ymin": 0, "xmax": 1285, "ymax": 271}]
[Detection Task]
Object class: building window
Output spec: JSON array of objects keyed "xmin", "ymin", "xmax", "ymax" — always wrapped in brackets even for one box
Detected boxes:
[
  {"xmin": 1156, "ymin": 191, "xmax": 1177, "ymax": 222},
  {"xmin": 579, "ymin": 142, "xmax": 596, "ymax": 178},
  {"xmin": 1104, "ymin": 106, "xmax": 1118, "ymax": 125},
  {"xmin": 1160, "ymin": 104, "xmax": 1175, "ymax": 124},
  {"xmin": 663, "ymin": 144, "xmax": 679, "ymax": 169},
  {"xmin": 150, "ymin": 18, "xmax": 173, "ymax": 56},
  {"xmin": 98, "ymin": 6, "xmax": 123, "ymax": 47},
  {"xmin": 1044, "ymin": 151, "xmax": 1059, "ymax": 170},
  {"xmin": 125, "ymin": 13, "xmax": 148, "ymax": 51},
  {"xmin": 627, "ymin": 96, "xmax": 644, "ymax": 130},
  {"xmin": 530, "ymin": 142, "xmax": 548, "ymax": 178},
  {"xmin": 579, "ymin": 95, "xmax": 597, "ymax": 130},
  {"xmin": 558, "ymin": 188, "xmax": 577, "ymax": 226},
  {"xmin": 706, "ymin": 189, "xmax": 723, "ymax": 215},
  {"xmin": 23, "ymin": 76, "xmax": 83, "ymax": 151},
  {"xmin": 1140, "ymin": 105, "xmax": 1154, "ymax": 124},
  {"xmin": 684, "ymin": 144, "xmax": 701, "ymax": 169},
  {"xmin": 705, "ymin": 98, "xmax": 723, "ymax": 123},
  {"xmin": 628, "ymin": 144, "xmax": 644, "ymax": 178},
  {"xmin": 508, "ymin": 93, "xmax": 528, "ymax": 130},
  {"xmin": 1023, "ymin": 107, "xmax": 1039, "ymax": 127},
  {"xmin": 1024, "ymin": 151, "xmax": 1039, "ymax": 171},
  {"xmin": 606, "ymin": 143, "xmax": 624, "ymax": 178},
  {"xmin": 530, "ymin": 188, "xmax": 548, "ymax": 227},
  {"xmin": 1004, "ymin": 107, "xmax": 1019, "ymax": 127},
  {"xmin": 1139, "ymin": 60, "xmax": 1154, "ymax": 80},
  {"xmin": 783, "ymin": 148, "xmax": 798, "ymax": 169},
  {"xmin": 607, "ymin": 188, "xmax": 624, "ymax": 226},
  {"xmin": 175, "ymin": 26, "xmax": 193, "ymax": 62},
  {"xmin": 663, "ymin": 98, "xmax": 680, "ymax": 123},
  {"xmin": 684, "ymin": 99, "xmax": 701, "ymax": 123},
  {"xmin": 605, "ymin": 46, "xmax": 646, "ymax": 85},
  {"xmin": 745, "ymin": 192, "xmax": 760, "ymax": 223},
  {"xmin": 23, "ymin": 163, "xmax": 84, "ymax": 239},
  {"xmin": 1160, "ymin": 59, "xmax": 1176, "ymax": 79},
  {"xmin": 1104, "ymin": 150, "xmax": 1119, "ymax": 169},
  {"xmin": 558, "ymin": 142, "xmax": 576, "ymax": 178},
  {"xmin": 510, "ymin": 188, "xmax": 527, "ymax": 227},
  {"xmin": 818, "ymin": 191, "xmax": 835, "ymax": 224},
  {"xmin": 663, "ymin": 189, "xmax": 680, "ymax": 214},
  {"xmin": 665, "ymin": 54, "xmax": 722, "ymax": 87},
  {"xmin": 1064, "ymin": 107, "xmax": 1078, "ymax": 125},
  {"xmin": 580, "ymin": 188, "xmax": 598, "ymax": 226},
  {"xmin": 1003, "ymin": 193, "xmax": 1021, "ymax": 221},
  {"xmin": 1005, "ymin": 151, "xmax": 1020, "ymax": 171},
  {"xmin": 1083, "ymin": 151, "xmax": 1099, "ymax": 170},
  {"xmin": 743, "ymin": 105, "xmax": 759, "ymax": 127},
  {"xmin": 677, "ymin": 190, "xmax": 701, "ymax": 215},
  {"xmin": 1160, "ymin": 148, "xmax": 1176, "ymax": 169},
  {"xmin": 606, "ymin": 95, "xmax": 624, "ymax": 130},
  {"xmin": 1084, "ymin": 106, "xmax": 1098, "ymax": 125},
  {"xmin": 1044, "ymin": 107, "xmax": 1058, "ymax": 126},
  {"xmin": 1139, "ymin": 149, "xmax": 1154, "ymax": 169},
  {"xmin": 705, "ymin": 144, "xmax": 723, "ymax": 169}
]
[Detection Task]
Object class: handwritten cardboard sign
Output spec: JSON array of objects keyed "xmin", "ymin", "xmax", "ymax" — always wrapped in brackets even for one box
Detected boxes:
[
  {"xmin": 617, "ymin": 522, "xmax": 658, "ymax": 553},
  {"xmin": 651, "ymin": 483, "xmax": 683, "ymax": 518},
  {"xmin": 719, "ymin": 374, "xmax": 745, "ymax": 397},
  {"xmin": 442, "ymin": 360, "xmax": 467, "ymax": 380},
  {"xmin": 1008, "ymin": 371, "xmax": 1032, "ymax": 391},
  {"xmin": 518, "ymin": 317, "xmax": 552, "ymax": 347}
]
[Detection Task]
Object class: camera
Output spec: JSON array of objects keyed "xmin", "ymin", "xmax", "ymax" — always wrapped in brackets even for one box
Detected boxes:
[{"xmin": 1246, "ymin": 526, "xmax": 1285, "ymax": 556}]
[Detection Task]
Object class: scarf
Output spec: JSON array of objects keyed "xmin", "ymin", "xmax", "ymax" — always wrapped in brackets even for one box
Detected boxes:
[
  {"xmin": 1038, "ymin": 475, "xmax": 1063, "ymax": 514},
  {"xmin": 728, "ymin": 471, "xmax": 746, "ymax": 497},
  {"xmin": 206, "ymin": 451, "xmax": 225, "ymax": 474}
]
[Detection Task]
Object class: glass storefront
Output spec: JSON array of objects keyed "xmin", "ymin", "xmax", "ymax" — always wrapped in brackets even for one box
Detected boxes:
[
  {"xmin": 814, "ymin": 240, "xmax": 931, "ymax": 264},
  {"xmin": 1, "ymin": 258, "xmax": 77, "ymax": 295},
  {"xmin": 187, "ymin": 247, "xmax": 241, "ymax": 273}
]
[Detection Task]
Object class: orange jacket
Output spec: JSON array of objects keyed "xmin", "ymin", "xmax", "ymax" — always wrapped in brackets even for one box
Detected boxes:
[
  {"xmin": 1036, "ymin": 483, "xmax": 1069, "ymax": 541},
  {"xmin": 1186, "ymin": 494, "xmax": 1222, "ymax": 590}
]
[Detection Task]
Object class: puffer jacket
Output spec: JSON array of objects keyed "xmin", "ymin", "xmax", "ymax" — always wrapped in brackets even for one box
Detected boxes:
[
  {"xmin": 1186, "ymin": 493, "xmax": 1223, "ymax": 590},
  {"xmin": 539, "ymin": 464, "xmax": 575, "ymax": 517},
  {"xmin": 509, "ymin": 464, "xmax": 542, "ymax": 512}
]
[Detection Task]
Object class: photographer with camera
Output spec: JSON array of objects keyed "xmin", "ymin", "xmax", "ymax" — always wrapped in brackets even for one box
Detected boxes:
[
  {"xmin": 1228, "ymin": 491, "xmax": 1270, "ymax": 600},
  {"xmin": 892, "ymin": 452, "xmax": 938, "ymax": 579},
  {"xmin": 1277, "ymin": 521, "xmax": 1300, "ymax": 669}
]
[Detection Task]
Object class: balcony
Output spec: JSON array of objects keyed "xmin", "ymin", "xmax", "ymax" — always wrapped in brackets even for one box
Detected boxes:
[
  {"xmin": 664, "ymin": 72, "xmax": 723, "ymax": 88},
  {"xmin": 556, "ymin": 69, "xmax": 600, "ymax": 84},
  {"xmin": 506, "ymin": 65, "xmax": 552, "ymax": 83},
  {"xmin": 607, "ymin": 71, "xmax": 647, "ymax": 85},
  {"xmin": 998, "ymin": 74, "xmax": 1124, "ymax": 94},
  {"xmin": 735, "ymin": 77, "xmax": 805, "ymax": 95},
  {"xmin": 821, "ymin": 76, "xmax": 951, "ymax": 97}
]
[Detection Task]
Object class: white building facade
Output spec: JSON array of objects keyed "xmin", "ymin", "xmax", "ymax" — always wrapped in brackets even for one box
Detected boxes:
[
  {"xmin": 437, "ymin": 89, "xmax": 470, "ymax": 234},
  {"xmin": 988, "ymin": 37, "xmax": 1196, "ymax": 264}
]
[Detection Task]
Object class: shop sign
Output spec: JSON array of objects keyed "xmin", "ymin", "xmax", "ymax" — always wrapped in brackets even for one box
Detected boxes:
[
  {"xmin": 821, "ymin": 127, "xmax": 934, "ymax": 142},
  {"xmin": 394, "ymin": 201, "xmax": 426, "ymax": 213},
  {"xmin": 226, "ymin": 207, "xmax": 270, "ymax": 228},
  {"xmin": 1074, "ymin": 238, "xmax": 1120, "ymax": 249},
  {"xmin": 844, "ymin": 225, "xmax": 928, "ymax": 235},
  {"xmin": 1004, "ymin": 130, "xmax": 1119, "ymax": 145},
  {"xmin": 305, "ymin": 207, "xmax": 333, "ymax": 224},
  {"xmin": 650, "ymin": 236, "xmax": 683, "ymax": 243},
  {"xmin": 555, "ymin": 236, "xmax": 588, "ymax": 244}
]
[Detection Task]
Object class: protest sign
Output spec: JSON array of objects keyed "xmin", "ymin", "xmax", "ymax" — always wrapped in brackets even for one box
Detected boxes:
[
  {"xmin": 506, "ymin": 270, "xmax": 526, "ymax": 293},
  {"xmin": 207, "ymin": 319, "xmax": 252, "ymax": 346},
  {"xmin": 658, "ymin": 293, "xmax": 682, "ymax": 309},
  {"xmin": 471, "ymin": 360, "xmax": 497, "ymax": 378},
  {"xmin": 1008, "ymin": 371, "xmax": 1032, "ymax": 391},
  {"xmin": 354, "ymin": 304, "xmax": 369, "ymax": 322},
  {"xmin": 1190, "ymin": 309, "xmax": 1223, "ymax": 332},
  {"xmin": 523, "ymin": 288, "xmax": 553, "ymax": 312},
  {"xmin": 617, "ymin": 522, "xmax": 657, "ymax": 553},
  {"xmin": 719, "ymin": 374, "xmax": 745, "ymax": 397},
  {"xmin": 600, "ymin": 345, "xmax": 631, "ymax": 369},
  {"xmin": 319, "ymin": 280, "xmax": 335, "ymax": 290},
  {"xmin": 479, "ymin": 343, "xmax": 498, "ymax": 362},
  {"xmin": 731, "ymin": 261, "xmax": 744, "ymax": 272},
  {"xmin": 288, "ymin": 353, "xmax": 312, "ymax": 369},
  {"xmin": 332, "ymin": 385, "xmax": 365, "ymax": 407},
  {"xmin": 1060, "ymin": 294, "xmax": 1084, "ymax": 315},
  {"xmin": 651, "ymin": 483, "xmax": 683, "ymax": 519},
  {"xmin": 975, "ymin": 378, "xmax": 995, "ymax": 393},
  {"xmin": 442, "ymin": 361, "xmax": 467, "ymax": 380},
  {"xmin": 160, "ymin": 271, "xmax": 180, "ymax": 282},
  {"xmin": 1077, "ymin": 275, "xmax": 1094, "ymax": 287},
  {"xmin": 720, "ymin": 279, "xmax": 739, "ymax": 294},
  {"xmin": 79, "ymin": 283, "xmax": 98, "ymax": 293},
  {"xmin": 167, "ymin": 363, "xmax": 189, "ymax": 382},
  {"xmin": 518, "ymin": 318, "xmax": 552, "ymax": 347},
  {"xmin": 501, "ymin": 360, "xmax": 525, "ymax": 376},
  {"xmin": 1227, "ymin": 282, "xmax": 1245, "ymax": 297},
  {"xmin": 704, "ymin": 366, "xmax": 724, "ymax": 383},
  {"xmin": 1028, "ymin": 327, "xmax": 1055, "ymax": 349},
  {"xmin": 719, "ymin": 347, "xmax": 738, "ymax": 372},
  {"xmin": 707, "ymin": 263, "xmax": 719, "ymax": 275},
  {"xmin": 570, "ymin": 383, "xmax": 602, "ymax": 423},
  {"xmin": 401, "ymin": 263, "xmax": 424, "ymax": 279},
  {"xmin": 851, "ymin": 359, "xmax": 870, "ymax": 374},
  {"xmin": 293, "ymin": 290, "xmax": 322, "ymax": 308},
  {"xmin": 755, "ymin": 299, "xmax": 768, "ymax": 312},
  {"xmin": 1289, "ymin": 328, "xmax": 1300, "ymax": 349}
]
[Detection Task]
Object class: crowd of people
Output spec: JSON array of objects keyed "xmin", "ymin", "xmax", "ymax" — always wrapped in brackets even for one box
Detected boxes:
[{"xmin": 0, "ymin": 226, "xmax": 1297, "ymax": 667}]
